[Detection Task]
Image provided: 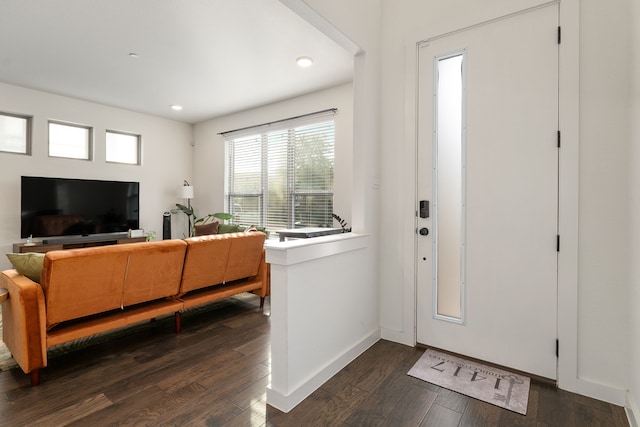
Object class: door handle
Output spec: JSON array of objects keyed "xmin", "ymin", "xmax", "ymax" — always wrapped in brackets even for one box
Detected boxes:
[{"xmin": 418, "ymin": 227, "xmax": 429, "ymax": 236}]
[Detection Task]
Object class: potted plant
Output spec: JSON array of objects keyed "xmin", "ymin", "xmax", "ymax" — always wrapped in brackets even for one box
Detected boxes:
[{"xmin": 171, "ymin": 204, "xmax": 234, "ymax": 237}]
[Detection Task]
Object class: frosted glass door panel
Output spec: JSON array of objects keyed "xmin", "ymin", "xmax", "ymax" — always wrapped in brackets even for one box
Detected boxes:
[{"xmin": 435, "ymin": 53, "xmax": 464, "ymax": 320}]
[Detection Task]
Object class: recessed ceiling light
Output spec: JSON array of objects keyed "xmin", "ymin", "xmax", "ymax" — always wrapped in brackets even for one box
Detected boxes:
[
  {"xmin": 296, "ymin": 56, "xmax": 313, "ymax": 68},
  {"xmin": 129, "ymin": 52, "xmax": 139, "ymax": 59},
  {"xmin": 170, "ymin": 105, "xmax": 183, "ymax": 111}
]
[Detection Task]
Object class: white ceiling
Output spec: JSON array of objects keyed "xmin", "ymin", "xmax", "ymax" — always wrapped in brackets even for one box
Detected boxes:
[{"xmin": 0, "ymin": 0, "xmax": 355, "ymax": 124}]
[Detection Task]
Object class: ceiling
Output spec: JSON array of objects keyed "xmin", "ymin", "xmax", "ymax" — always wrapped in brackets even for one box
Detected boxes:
[{"xmin": 0, "ymin": 0, "xmax": 355, "ymax": 124}]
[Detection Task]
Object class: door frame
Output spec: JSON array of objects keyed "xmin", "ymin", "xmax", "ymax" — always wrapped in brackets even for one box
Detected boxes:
[{"xmin": 401, "ymin": 0, "xmax": 587, "ymax": 399}]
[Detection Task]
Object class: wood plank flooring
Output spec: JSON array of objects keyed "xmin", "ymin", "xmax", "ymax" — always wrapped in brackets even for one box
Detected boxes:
[{"xmin": 0, "ymin": 295, "xmax": 629, "ymax": 426}]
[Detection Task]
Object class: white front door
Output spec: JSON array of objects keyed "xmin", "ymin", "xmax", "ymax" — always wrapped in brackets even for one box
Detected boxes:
[{"xmin": 416, "ymin": 4, "xmax": 559, "ymax": 379}]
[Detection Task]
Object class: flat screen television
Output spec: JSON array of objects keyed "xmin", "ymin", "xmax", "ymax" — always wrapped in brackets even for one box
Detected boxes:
[{"xmin": 21, "ymin": 176, "xmax": 140, "ymax": 240}]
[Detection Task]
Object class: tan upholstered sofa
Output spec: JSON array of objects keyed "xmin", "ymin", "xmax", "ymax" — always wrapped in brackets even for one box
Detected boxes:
[{"xmin": 0, "ymin": 231, "xmax": 268, "ymax": 386}]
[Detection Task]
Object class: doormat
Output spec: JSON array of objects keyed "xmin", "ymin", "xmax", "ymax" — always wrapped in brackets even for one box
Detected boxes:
[{"xmin": 408, "ymin": 349, "xmax": 530, "ymax": 415}]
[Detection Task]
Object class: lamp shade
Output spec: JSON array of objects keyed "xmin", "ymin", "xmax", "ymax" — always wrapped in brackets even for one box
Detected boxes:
[{"xmin": 177, "ymin": 185, "xmax": 194, "ymax": 199}]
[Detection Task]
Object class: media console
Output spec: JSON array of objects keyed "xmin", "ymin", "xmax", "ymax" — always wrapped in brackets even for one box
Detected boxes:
[{"xmin": 13, "ymin": 237, "xmax": 147, "ymax": 254}]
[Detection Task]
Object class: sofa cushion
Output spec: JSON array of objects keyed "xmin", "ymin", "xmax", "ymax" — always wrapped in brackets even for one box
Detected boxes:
[
  {"xmin": 181, "ymin": 234, "xmax": 233, "ymax": 294},
  {"xmin": 224, "ymin": 232, "xmax": 266, "ymax": 282},
  {"xmin": 121, "ymin": 240, "xmax": 187, "ymax": 307},
  {"xmin": 41, "ymin": 245, "xmax": 131, "ymax": 329},
  {"xmin": 194, "ymin": 221, "xmax": 219, "ymax": 236},
  {"xmin": 41, "ymin": 241, "xmax": 189, "ymax": 329},
  {"xmin": 6, "ymin": 252, "xmax": 45, "ymax": 283}
]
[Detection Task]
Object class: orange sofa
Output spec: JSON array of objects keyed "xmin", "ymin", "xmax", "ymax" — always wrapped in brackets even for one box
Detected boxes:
[{"xmin": 0, "ymin": 231, "xmax": 268, "ymax": 386}]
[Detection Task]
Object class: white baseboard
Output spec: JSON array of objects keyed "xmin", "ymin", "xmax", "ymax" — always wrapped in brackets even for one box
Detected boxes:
[
  {"xmin": 570, "ymin": 378, "xmax": 627, "ymax": 406},
  {"xmin": 266, "ymin": 330, "xmax": 380, "ymax": 413},
  {"xmin": 627, "ymin": 391, "xmax": 639, "ymax": 427}
]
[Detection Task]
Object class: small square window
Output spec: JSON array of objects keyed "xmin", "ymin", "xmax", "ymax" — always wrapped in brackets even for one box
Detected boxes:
[
  {"xmin": 49, "ymin": 121, "xmax": 92, "ymax": 160},
  {"xmin": 106, "ymin": 130, "xmax": 141, "ymax": 165},
  {"xmin": 0, "ymin": 112, "xmax": 31, "ymax": 155}
]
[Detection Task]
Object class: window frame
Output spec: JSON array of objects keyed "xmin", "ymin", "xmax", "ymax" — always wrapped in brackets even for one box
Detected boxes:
[
  {"xmin": 48, "ymin": 120, "xmax": 93, "ymax": 160},
  {"xmin": 105, "ymin": 129, "xmax": 142, "ymax": 165},
  {"xmin": 224, "ymin": 112, "xmax": 336, "ymax": 232},
  {"xmin": 0, "ymin": 111, "xmax": 32, "ymax": 155}
]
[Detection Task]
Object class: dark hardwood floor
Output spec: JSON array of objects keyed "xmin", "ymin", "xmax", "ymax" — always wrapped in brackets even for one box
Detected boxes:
[{"xmin": 0, "ymin": 295, "xmax": 629, "ymax": 426}]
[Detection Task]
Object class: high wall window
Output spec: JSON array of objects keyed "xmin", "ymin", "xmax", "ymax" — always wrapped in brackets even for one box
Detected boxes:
[
  {"xmin": 0, "ymin": 112, "xmax": 31, "ymax": 155},
  {"xmin": 106, "ymin": 130, "xmax": 141, "ymax": 165},
  {"xmin": 223, "ymin": 110, "xmax": 335, "ymax": 232},
  {"xmin": 48, "ymin": 121, "xmax": 92, "ymax": 160}
]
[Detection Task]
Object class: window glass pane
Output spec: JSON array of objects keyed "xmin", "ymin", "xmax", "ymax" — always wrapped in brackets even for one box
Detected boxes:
[
  {"xmin": 228, "ymin": 134, "xmax": 262, "ymax": 225},
  {"xmin": 294, "ymin": 194, "xmax": 333, "ymax": 228},
  {"xmin": 294, "ymin": 121, "xmax": 334, "ymax": 191},
  {"xmin": 106, "ymin": 131, "xmax": 140, "ymax": 165},
  {"xmin": 0, "ymin": 113, "xmax": 30, "ymax": 154},
  {"xmin": 230, "ymin": 195, "xmax": 260, "ymax": 225},
  {"xmin": 231, "ymin": 134, "xmax": 262, "ymax": 194},
  {"xmin": 266, "ymin": 130, "xmax": 289, "ymax": 230},
  {"xmin": 49, "ymin": 122, "xmax": 91, "ymax": 159},
  {"xmin": 293, "ymin": 121, "xmax": 335, "ymax": 228}
]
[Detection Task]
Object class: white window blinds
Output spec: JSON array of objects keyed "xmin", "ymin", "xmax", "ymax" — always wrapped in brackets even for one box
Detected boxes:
[
  {"xmin": 48, "ymin": 121, "xmax": 92, "ymax": 160},
  {"xmin": 223, "ymin": 109, "xmax": 336, "ymax": 232},
  {"xmin": 106, "ymin": 130, "xmax": 141, "ymax": 165}
]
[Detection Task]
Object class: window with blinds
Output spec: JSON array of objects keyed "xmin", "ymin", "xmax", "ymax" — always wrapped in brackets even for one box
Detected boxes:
[
  {"xmin": 106, "ymin": 130, "xmax": 141, "ymax": 165},
  {"xmin": 48, "ymin": 120, "xmax": 92, "ymax": 160},
  {"xmin": 223, "ymin": 111, "xmax": 335, "ymax": 232},
  {"xmin": 0, "ymin": 112, "xmax": 31, "ymax": 155}
]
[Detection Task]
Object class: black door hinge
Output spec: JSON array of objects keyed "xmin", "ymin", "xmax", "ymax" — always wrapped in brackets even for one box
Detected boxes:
[
  {"xmin": 557, "ymin": 130, "xmax": 561, "ymax": 148},
  {"xmin": 557, "ymin": 26, "xmax": 561, "ymax": 44},
  {"xmin": 556, "ymin": 235, "xmax": 560, "ymax": 252},
  {"xmin": 556, "ymin": 339, "xmax": 559, "ymax": 357}
]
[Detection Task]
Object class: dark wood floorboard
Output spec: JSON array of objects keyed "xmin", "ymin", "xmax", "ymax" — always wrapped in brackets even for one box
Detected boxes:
[{"xmin": 0, "ymin": 294, "xmax": 630, "ymax": 426}]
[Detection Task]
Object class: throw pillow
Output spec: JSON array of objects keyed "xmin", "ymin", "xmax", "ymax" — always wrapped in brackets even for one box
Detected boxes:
[
  {"xmin": 217, "ymin": 224, "xmax": 243, "ymax": 234},
  {"xmin": 6, "ymin": 252, "xmax": 45, "ymax": 283},
  {"xmin": 244, "ymin": 225, "xmax": 269, "ymax": 237},
  {"xmin": 194, "ymin": 221, "xmax": 219, "ymax": 236}
]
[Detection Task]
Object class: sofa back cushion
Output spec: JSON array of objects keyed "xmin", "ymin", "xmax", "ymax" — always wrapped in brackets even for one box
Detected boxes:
[
  {"xmin": 41, "ymin": 240, "xmax": 188, "ymax": 329},
  {"xmin": 180, "ymin": 234, "xmax": 232, "ymax": 293},
  {"xmin": 181, "ymin": 232, "xmax": 265, "ymax": 293},
  {"xmin": 224, "ymin": 232, "xmax": 266, "ymax": 282},
  {"xmin": 121, "ymin": 240, "xmax": 187, "ymax": 307},
  {"xmin": 41, "ymin": 245, "xmax": 131, "ymax": 329}
]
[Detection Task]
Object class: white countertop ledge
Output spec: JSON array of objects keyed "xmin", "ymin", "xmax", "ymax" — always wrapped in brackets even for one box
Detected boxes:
[{"xmin": 264, "ymin": 232, "xmax": 369, "ymax": 266}]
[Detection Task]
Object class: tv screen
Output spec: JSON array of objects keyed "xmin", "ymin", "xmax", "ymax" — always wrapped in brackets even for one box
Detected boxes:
[{"xmin": 21, "ymin": 176, "xmax": 140, "ymax": 239}]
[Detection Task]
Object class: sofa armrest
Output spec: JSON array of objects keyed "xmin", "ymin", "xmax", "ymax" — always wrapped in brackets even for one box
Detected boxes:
[{"xmin": 1, "ymin": 270, "xmax": 47, "ymax": 375}]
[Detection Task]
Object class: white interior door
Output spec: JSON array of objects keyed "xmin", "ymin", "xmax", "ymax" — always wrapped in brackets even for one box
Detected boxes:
[{"xmin": 416, "ymin": 4, "xmax": 559, "ymax": 380}]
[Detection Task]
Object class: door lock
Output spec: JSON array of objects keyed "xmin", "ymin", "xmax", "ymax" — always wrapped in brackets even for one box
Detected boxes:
[
  {"xmin": 418, "ymin": 227, "xmax": 429, "ymax": 236},
  {"xmin": 419, "ymin": 200, "xmax": 430, "ymax": 218}
]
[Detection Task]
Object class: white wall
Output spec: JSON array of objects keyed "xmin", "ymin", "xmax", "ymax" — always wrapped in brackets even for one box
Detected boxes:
[
  {"xmin": 578, "ymin": 0, "xmax": 630, "ymax": 394},
  {"xmin": 0, "ymin": 82, "xmax": 194, "ymax": 270},
  {"xmin": 629, "ymin": 0, "xmax": 640, "ymax": 422},
  {"xmin": 192, "ymin": 83, "xmax": 354, "ymax": 230},
  {"xmin": 295, "ymin": 0, "xmax": 382, "ymax": 239},
  {"xmin": 266, "ymin": 234, "xmax": 378, "ymax": 412}
]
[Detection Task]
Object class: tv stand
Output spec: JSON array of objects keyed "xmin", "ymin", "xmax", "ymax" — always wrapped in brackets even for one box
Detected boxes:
[{"xmin": 13, "ymin": 237, "xmax": 147, "ymax": 254}]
